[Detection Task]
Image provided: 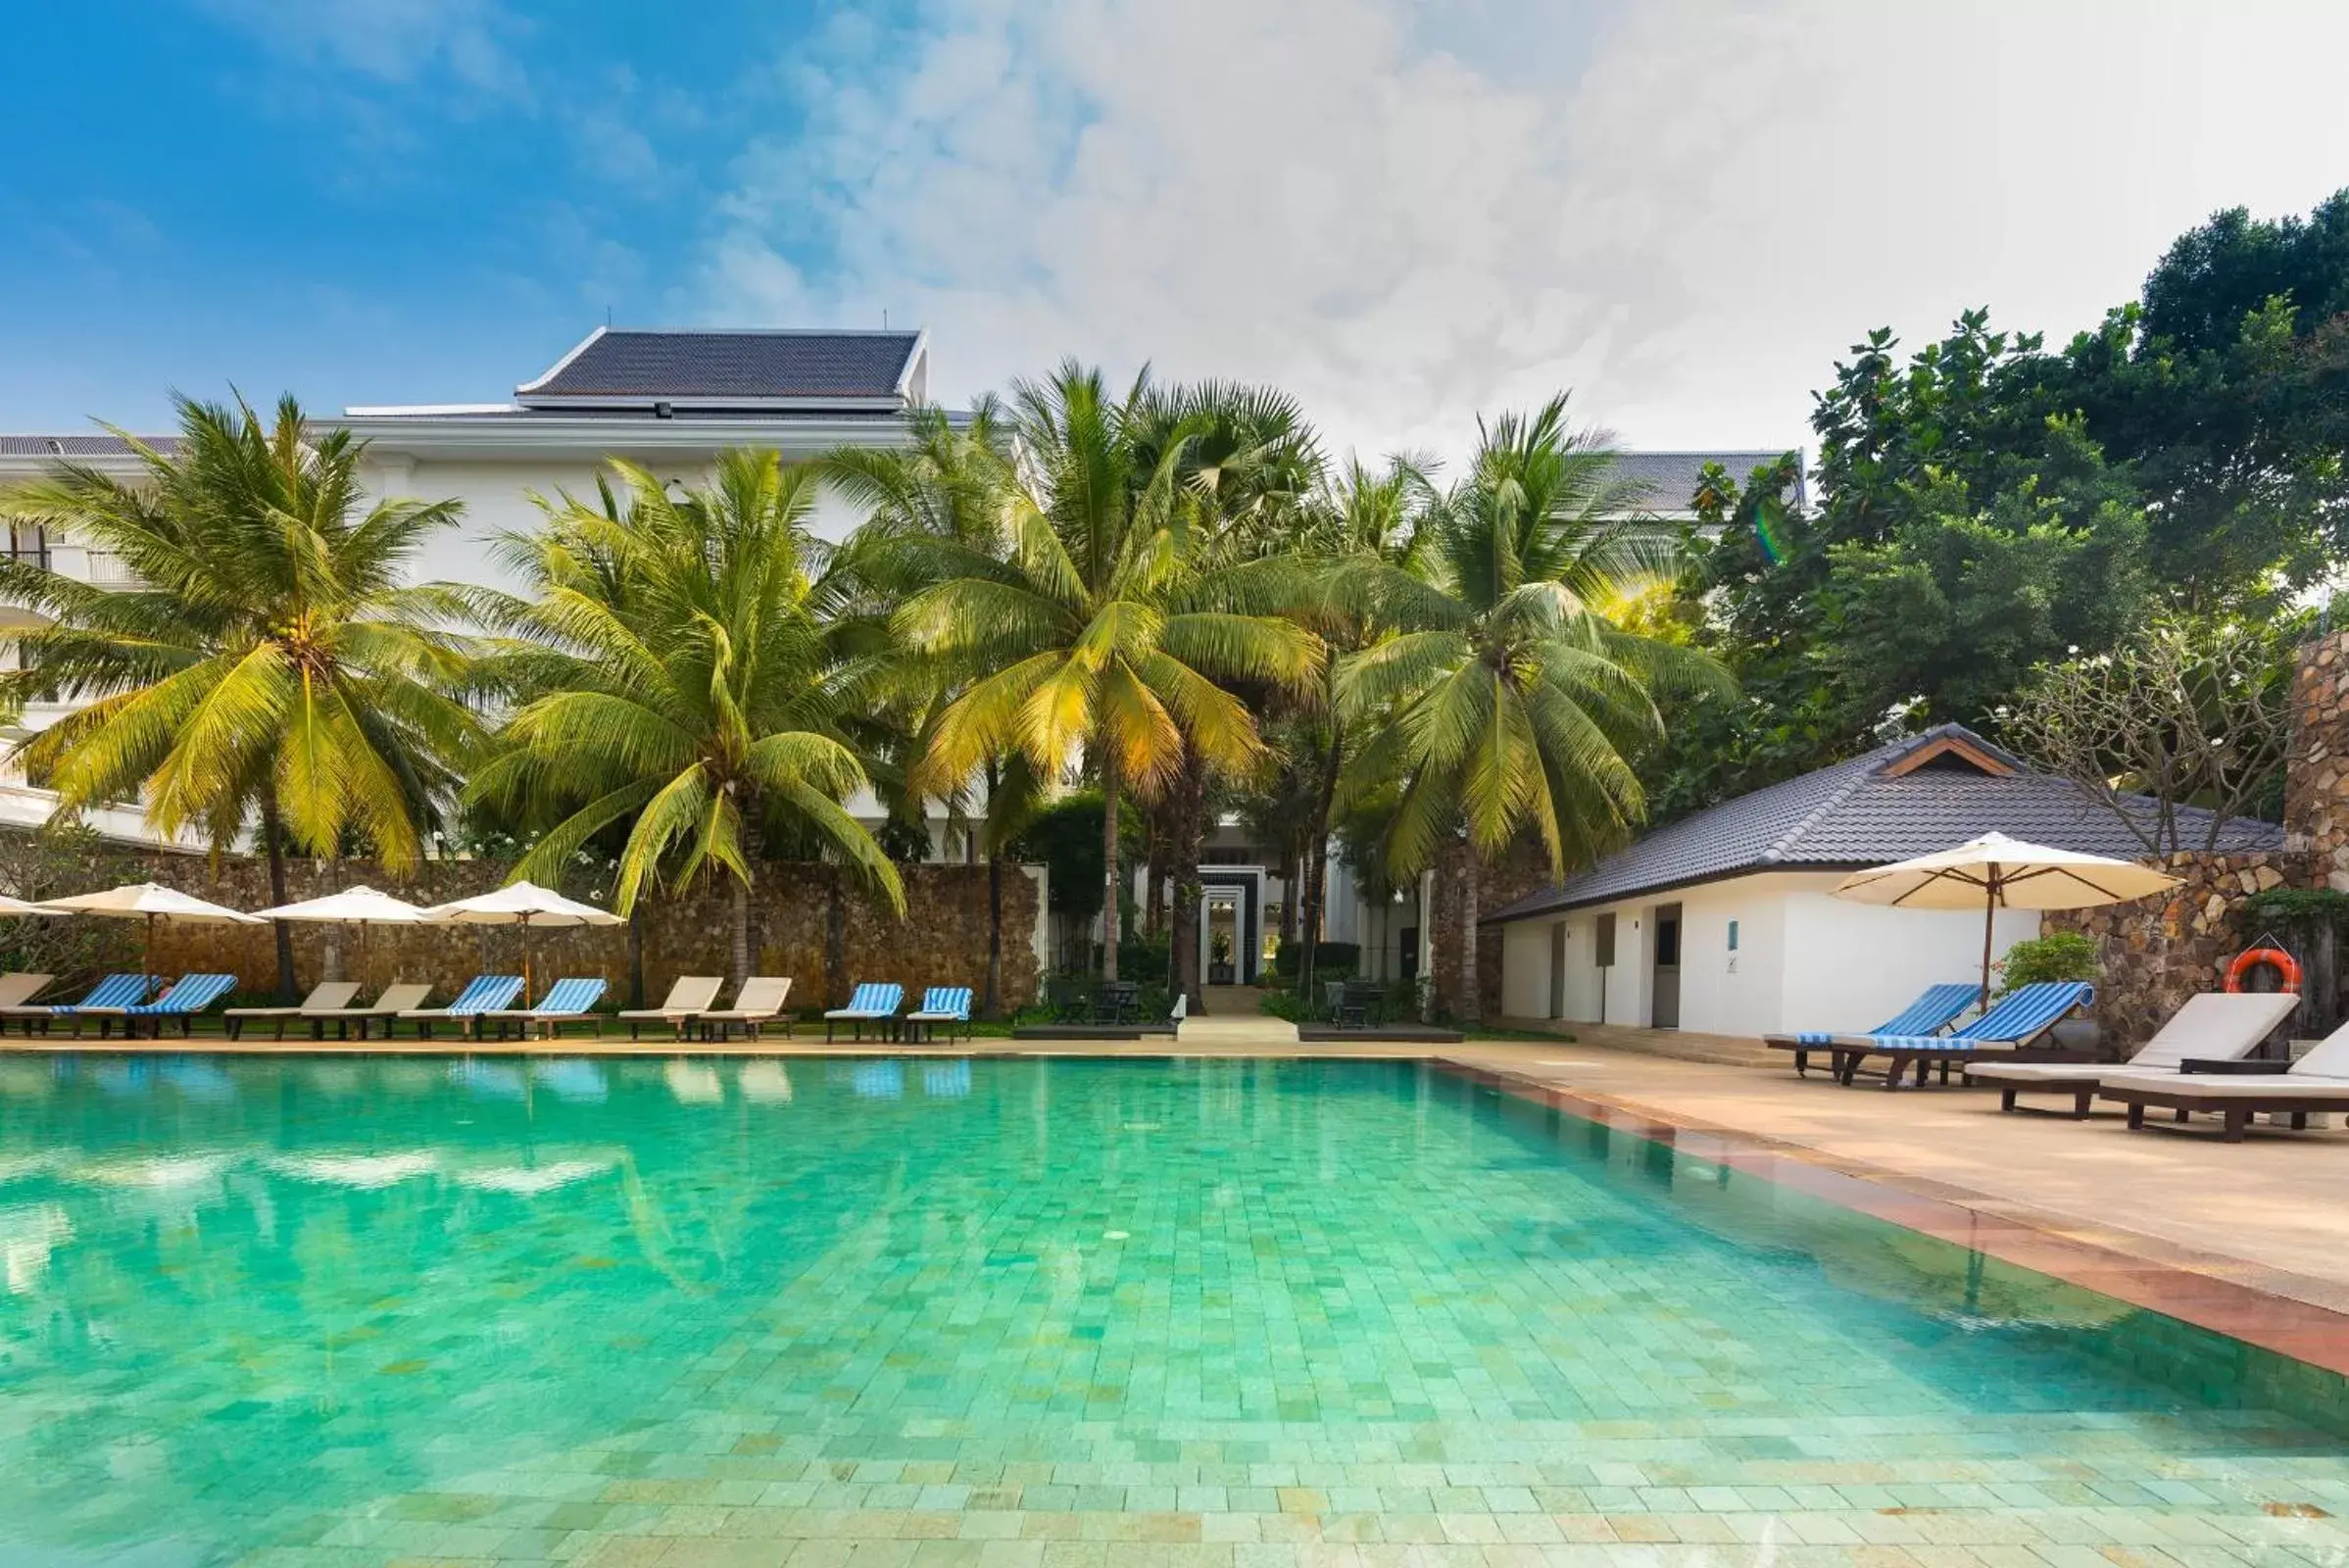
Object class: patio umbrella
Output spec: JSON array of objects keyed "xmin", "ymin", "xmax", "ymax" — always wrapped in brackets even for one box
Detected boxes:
[
  {"xmin": 423, "ymin": 880, "xmax": 621, "ymax": 1000},
  {"xmin": 252, "ymin": 886, "xmax": 434, "ymax": 990},
  {"xmin": 1831, "ymin": 832, "xmax": 2179, "ymax": 1009},
  {"xmin": 0, "ymin": 894, "xmax": 67, "ymax": 917},
  {"xmin": 39, "ymin": 882, "xmax": 265, "ymax": 982}
]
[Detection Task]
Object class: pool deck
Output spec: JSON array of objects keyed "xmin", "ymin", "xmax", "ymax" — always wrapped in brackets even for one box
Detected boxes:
[{"xmin": 18, "ymin": 1003, "xmax": 2349, "ymax": 1372}]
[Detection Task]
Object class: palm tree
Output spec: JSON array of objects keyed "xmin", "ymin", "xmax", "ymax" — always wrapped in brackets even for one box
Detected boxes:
[
  {"xmin": 0, "ymin": 394, "xmax": 480, "ymax": 998},
  {"xmin": 467, "ymin": 449, "xmax": 903, "ymax": 983},
  {"xmin": 1334, "ymin": 397, "xmax": 1726, "ymax": 1023},
  {"xmin": 899, "ymin": 364, "xmax": 1323, "ymax": 982},
  {"xmin": 827, "ymin": 400, "xmax": 1044, "ymax": 1015}
]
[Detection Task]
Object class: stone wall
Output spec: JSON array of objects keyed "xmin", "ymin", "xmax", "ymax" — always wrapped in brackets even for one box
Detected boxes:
[
  {"xmin": 2288, "ymin": 630, "xmax": 2349, "ymax": 888},
  {"xmin": 121, "ymin": 854, "xmax": 1040, "ymax": 1014},
  {"xmin": 1428, "ymin": 836, "xmax": 1553, "ymax": 1020},
  {"xmin": 2043, "ymin": 850, "xmax": 2296, "ymax": 1053}
]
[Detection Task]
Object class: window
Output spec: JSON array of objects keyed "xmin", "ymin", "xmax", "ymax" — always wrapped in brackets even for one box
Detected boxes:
[
  {"xmin": 1594, "ymin": 912, "xmax": 1616, "ymax": 968},
  {"xmin": 1727, "ymin": 919, "xmax": 1739, "ymax": 953}
]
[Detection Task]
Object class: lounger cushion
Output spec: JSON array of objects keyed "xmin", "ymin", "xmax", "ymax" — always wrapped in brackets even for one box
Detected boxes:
[{"xmin": 1975, "ymin": 991, "xmax": 2298, "ymax": 1085}]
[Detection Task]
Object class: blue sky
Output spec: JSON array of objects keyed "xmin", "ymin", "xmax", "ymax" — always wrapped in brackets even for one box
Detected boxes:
[
  {"xmin": 6, "ymin": 1, "xmax": 2347, "ymax": 461},
  {"xmin": 0, "ymin": 0, "xmax": 856, "ymax": 428}
]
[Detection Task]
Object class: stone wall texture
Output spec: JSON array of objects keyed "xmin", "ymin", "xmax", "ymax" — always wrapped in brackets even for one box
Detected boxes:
[
  {"xmin": 2288, "ymin": 630, "xmax": 2349, "ymax": 888},
  {"xmin": 1428, "ymin": 837, "xmax": 1553, "ymax": 1021},
  {"xmin": 2042, "ymin": 850, "xmax": 2297, "ymax": 1053},
  {"xmin": 118, "ymin": 854, "xmax": 1040, "ymax": 1015}
]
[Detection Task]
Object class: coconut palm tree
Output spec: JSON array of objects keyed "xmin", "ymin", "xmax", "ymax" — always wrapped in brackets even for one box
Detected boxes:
[
  {"xmin": 0, "ymin": 393, "xmax": 480, "ymax": 998},
  {"xmin": 1334, "ymin": 397, "xmax": 1727, "ymax": 1023},
  {"xmin": 899, "ymin": 364, "xmax": 1323, "ymax": 982},
  {"xmin": 827, "ymin": 399, "xmax": 1044, "ymax": 1015},
  {"xmin": 467, "ymin": 449, "xmax": 902, "ymax": 983}
]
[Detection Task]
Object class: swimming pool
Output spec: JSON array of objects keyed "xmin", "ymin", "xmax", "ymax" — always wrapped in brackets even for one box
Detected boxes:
[{"xmin": 3, "ymin": 1054, "xmax": 2346, "ymax": 1564}]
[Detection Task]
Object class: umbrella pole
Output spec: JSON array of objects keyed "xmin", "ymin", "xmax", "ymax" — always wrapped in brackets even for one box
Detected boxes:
[{"xmin": 1979, "ymin": 866, "xmax": 2001, "ymax": 1013}]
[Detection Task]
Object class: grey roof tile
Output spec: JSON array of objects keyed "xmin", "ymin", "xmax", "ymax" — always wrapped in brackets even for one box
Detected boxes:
[
  {"xmin": 1484, "ymin": 723, "xmax": 2280, "ymax": 924},
  {"xmin": 519, "ymin": 328, "xmax": 922, "ymax": 404},
  {"xmin": 0, "ymin": 434, "xmax": 177, "ymax": 458},
  {"xmin": 1612, "ymin": 449, "xmax": 1807, "ymax": 513}
]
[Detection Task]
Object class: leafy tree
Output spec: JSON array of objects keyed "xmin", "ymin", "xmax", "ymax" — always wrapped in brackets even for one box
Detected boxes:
[
  {"xmin": 900, "ymin": 363, "xmax": 1321, "ymax": 983},
  {"xmin": 1336, "ymin": 397, "xmax": 1725, "ymax": 1022},
  {"xmin": 467, "ymin": 449, "xmax": 903, "ymax": 984},
  {"xmin": 0, "ymin": 393, "xmax": 478, "ymax": 998}
]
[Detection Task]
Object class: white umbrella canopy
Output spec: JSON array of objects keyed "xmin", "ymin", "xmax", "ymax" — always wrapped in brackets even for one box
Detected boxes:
[
  {"xmin": 40, "ymin": 882, "xmax": 265, "ymax": 980},
  {"xmin": 1832, "ymin": 832, "xmax": 2181, "ymax": 1007},
  {"xmin": 423, "ymin": 881, "xmax": 622, "ymax": 997},
  {"xmin": 253, "ymin": 887, "xmax": 436, "ymax": 990},
  {"xmin": 0, "ymin": 893, "xmax": 66, "ymax": 917}
]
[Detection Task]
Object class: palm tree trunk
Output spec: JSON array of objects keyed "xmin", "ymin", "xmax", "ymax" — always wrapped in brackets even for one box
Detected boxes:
[
  {"xmin": 626, "ymin": 904, "xmax": 646, "ymax": 1009},
  {"xmin": 1100, "ymin": 744, "xmax": 1121, "ymax": 982},
  {"xmin": 259, "ymin": 790, "xmax": 296, "ymax": 1003},
  {"xmin": 728, "ymin": 874, "xmax": 752, "ymax": 988},
  {"xmin": 985, "ymin": 852, "xmax": 1003, "ymax": 1019},
  {"xmin": 1457, "ymin": 851, "xmax": 1482, "ymax": 1026},
  {"xmin": 825, "ymin": 868, "xmax": 848, "ymax": 1005},
  {"xmin": 1168, "ymin": 745, "xmax": 1207, "ymax": 1012},
  {"xmin": 1297, "ymin": 721, "xmax": 1344, "ymax": 1003}
]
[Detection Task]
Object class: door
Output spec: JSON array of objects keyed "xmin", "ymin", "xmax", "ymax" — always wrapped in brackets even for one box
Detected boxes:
[
  {"xmin": 1652, "ymin": 904, "xmax": 1682, "ymax": 1029},
  {"xmin": 1547, "ymin": 922, "xmax": 1567, "ymax": 1019}
]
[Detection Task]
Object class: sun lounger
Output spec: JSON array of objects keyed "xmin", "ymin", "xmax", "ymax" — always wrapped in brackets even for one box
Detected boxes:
[
  {"xmin": 399, "ymin": 974, "xmax": 524, "ymax": 1039},
  {"xmin": 2098, "ymin": 1018, "xmax": 2349, "ymax": 1141},
  {"xmin": 299, "ymin": 982, "xmax": 432, "ymax": 1040},
  {"xmin": 1826, "ymin": 981, "xmax": 2095, "ymax": 1090},
  {"xmin": 697, "ymin": 977, "xmax": 793, "ymax": 1041},
  {"xmin": 1764, "ymin": 982, "xmax": 1978, "ymax": 1080},
  {"xmin": 1969, "ymin": 991, "xmax": 2298, "ymax": 1117},
  {"xmin": 92, "ymin": 972, "xmax": 238, "ymax": 1039},
  {"xmin": 905, "ymin": 985, "xmax": 973, "ymax": 1043},
  {"xmin": 3, "ymin": 972, "xmax": 155, "ymax": 1036},
  {"xmin": 825, "ymin": 982, "xmax": 904, "ymax": 1043},
  {"xmin": 225, "ymin": 981, "xmax": 364, "ymax": 1041},
  {"xmin": 0, "ymin": 973, "xmax": 53, "ymax": 1014},
  {"xmin": 617, "ymin": 975, "xmax": 724, "ymax": 1040},
  {"xmin": 482, "ymin": 977, "xmax": 608, "ymax": 1040}
]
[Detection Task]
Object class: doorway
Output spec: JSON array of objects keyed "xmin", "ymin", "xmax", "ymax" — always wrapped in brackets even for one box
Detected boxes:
[
  {"xmin": 1204, "ymin": 893, "xmax": 1241, "ymax": 984},
  {"xmin": 1652, "ymin": 903, "xmax": 1682, "ymax": 1029}
]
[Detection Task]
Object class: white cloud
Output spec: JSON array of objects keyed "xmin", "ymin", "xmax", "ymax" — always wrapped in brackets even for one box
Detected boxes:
[
  {"xmin": 695, "ymin": 0, "xmax": 2349, "ymax": 467},
  {"xmin": 199, "ymin": 0, "xmax": 527, "ymax": 97}
]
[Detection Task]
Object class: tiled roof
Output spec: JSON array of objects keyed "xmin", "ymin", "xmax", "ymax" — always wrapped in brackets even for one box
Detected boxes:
[
  {"xmin": 1613, "ymin": 450, "xmax": 1807, "ymax": 514},
  {"xmin": 1484, "ymin": 723, "xmax": 2281, "ymax": 925},
  {"xmin": 517, "ymin": 327, "xmax": 923, "ymax": 405},
  {"xmin": 0, "ymin": 434, "xmax": 177, "ymax": 458}
]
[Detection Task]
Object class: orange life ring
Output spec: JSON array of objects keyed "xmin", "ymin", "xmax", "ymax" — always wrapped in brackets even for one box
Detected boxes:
[{"xmin": 2225, "ymin": 946, "xmax": 2302, "ymax": 994}]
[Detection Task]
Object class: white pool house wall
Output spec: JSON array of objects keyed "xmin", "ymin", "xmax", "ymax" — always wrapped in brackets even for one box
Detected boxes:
[{"xmin": 1496, "ymin": 870, "xmax": 2041, "ymax": 1038}]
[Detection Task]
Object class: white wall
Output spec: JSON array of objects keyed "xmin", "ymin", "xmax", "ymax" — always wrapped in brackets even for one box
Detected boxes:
[
  {"xmin": 1780, "ymin": 882, "xmax": 2037, "ymax": 1036},
  {"xmin": 1495, "ymin": 870, "xmax": 2044, "ymax": 1037}
]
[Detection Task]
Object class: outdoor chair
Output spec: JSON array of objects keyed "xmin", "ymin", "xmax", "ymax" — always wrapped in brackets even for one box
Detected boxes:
[
  {"xmin": 399, "ymin": 974, "xmax": 524, "ymax": 1040},
  {"xmin": 617, "ymin": 975, "xmax": 723, "ymax": 1040},
  {"xmin": 1764, "ymin": 982, "xmax": 1979, "ymax": 1080},
  {"xmin": 3, "ymin": 973, "xmax": 155, "ymax": 1036},
  {"xmin": 825, "ymin": 982, "xmax": 905, "ymax": 1042},
  {"xmin": 482, "ymin": 976, "xmax": 609, "ymax": 1040},
  {"xmin": 1324, "ymin": 980, "xmax": 1368, "ymax": 1030},
  {"xmin": 83, "ymin": 973, "xmax": 238, "ymax": 1040},
  {"xmin": 2098, "ymin": 1017, "xmax": 2349, "ymax": 1142},
  {"xmin": 905, "ymin": 986, "xmax": 974, "ymax": 1043},
  {"xmin": 225, "ymin": 981, "xmax": 362, "ymax": 1041},
  {"xmin": 1825, "ymin": 980, "xmax": 2095, "ymax": 1090},
  {"xmin": 698, "ymin": 977, "xmax": 793, "ymax": 1041},
  {"xmin": 1046, "ymin": 974, "xmax": 1087, "ymax": 1022},
  {"xmin": 303, "ymin": 982, "xmax": 432, "ymax": 1040},
  {"xmin": 0, "ymin": 973, "xmax": 53, "ymax": 1018},
  {"xmin": 1092, "ymin": 981, "xmax": 1139, "ymax": 1025},
  {"xmin": 1970, "ymin": 991, "xmax": 2298, "ymax": 1117}
]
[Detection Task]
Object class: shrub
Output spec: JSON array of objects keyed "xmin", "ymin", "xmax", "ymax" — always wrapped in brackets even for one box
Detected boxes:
[
  {"xmin": 1270, "ymin": 941, "xmax": 1360, "ymax": 977},
  {"xmin": 1997, "ymin": 932, "xmax": 2099, "ymax": 995}
]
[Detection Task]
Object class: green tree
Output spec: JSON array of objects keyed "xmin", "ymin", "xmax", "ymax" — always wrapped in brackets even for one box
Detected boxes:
[
  {"xmin": 0, "ymin": 393, "xmax": 479, "ymax": 998},
  {"xmin": 900, "ymin": 364, "xmax": 1321, "ymax": 983},
  {"xmin": 467, "ymin": 449, "xmax": 902, "ymax": 984},
  {"xmin": 1336, "ymin": 397, "xmax": 1724, "ymax": 1023}
]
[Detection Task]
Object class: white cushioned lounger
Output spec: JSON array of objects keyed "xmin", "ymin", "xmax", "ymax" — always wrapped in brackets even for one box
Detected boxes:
[{"xmin": 1968, "ymin": 991, "xmax": 2298, "ymax": 1118}]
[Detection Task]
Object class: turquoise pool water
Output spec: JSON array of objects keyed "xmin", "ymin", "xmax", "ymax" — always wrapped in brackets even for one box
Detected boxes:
[{"xmin": 3, "ymin": 1055, "xmax": 2347, "ymax": 1566}]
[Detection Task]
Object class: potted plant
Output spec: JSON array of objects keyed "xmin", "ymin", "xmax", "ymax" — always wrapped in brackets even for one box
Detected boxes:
[
  {"xmin": 1208, "ymin": 931, "xmax": 1235, "ymax": 985},
  {"xmin": 1997, "ymin": 931, "xmax": 2103, "ymax": 1057}
]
